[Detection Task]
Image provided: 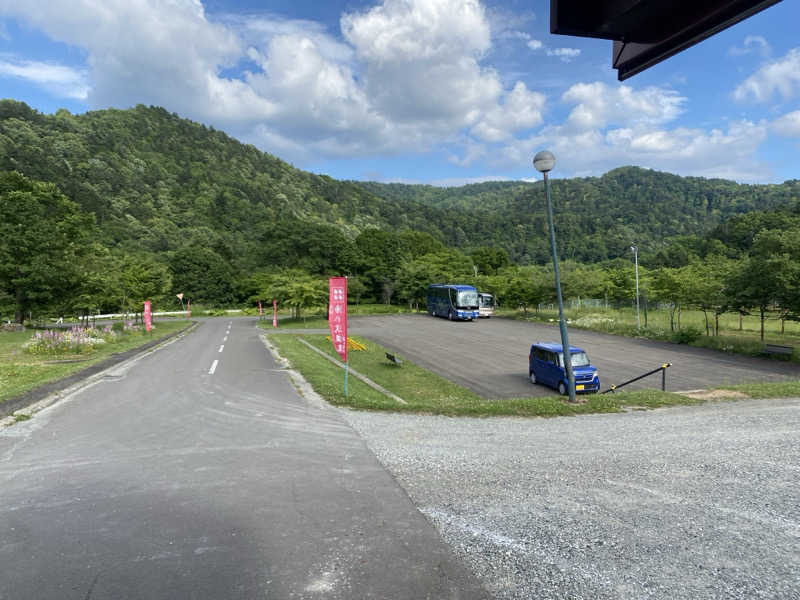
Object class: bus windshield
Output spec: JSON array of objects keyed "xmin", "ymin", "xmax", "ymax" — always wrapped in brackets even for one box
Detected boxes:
[
  {"xmin": 479, "ymin": 294, "xmax": 493, "ymax": 307},
  {"xmin": 558, "ymin": 352, "xmax": 591, "ymax": 367},
  {"xmin": 456, "ymin": 290, "xmax": 478, "ymax": 307}
]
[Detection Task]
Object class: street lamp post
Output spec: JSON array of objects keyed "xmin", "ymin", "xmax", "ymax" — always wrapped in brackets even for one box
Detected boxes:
[
  {"xmin": 533, "ymin": 151, "xmax": 576, "ymax": 403},
  {"xmin": 631, "ymin": 244, "xmax": 640, "ymax": 330}
]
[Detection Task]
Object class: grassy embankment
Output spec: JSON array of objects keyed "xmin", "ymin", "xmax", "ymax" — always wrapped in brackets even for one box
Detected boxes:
[{"xmin": 0, "ymin": 320, "xmax": 191, "ymax": 405}]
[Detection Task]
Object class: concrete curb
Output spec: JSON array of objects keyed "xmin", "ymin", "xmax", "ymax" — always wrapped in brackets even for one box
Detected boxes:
[{"xmin": 0, "ymin": 321, "xmax": 199, "ymax": 425}]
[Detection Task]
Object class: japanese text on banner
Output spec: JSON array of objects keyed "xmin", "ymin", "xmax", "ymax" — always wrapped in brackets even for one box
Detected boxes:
[{"xmin": 328, "ymin": 277, "xmax": 347, "ymax": 362}]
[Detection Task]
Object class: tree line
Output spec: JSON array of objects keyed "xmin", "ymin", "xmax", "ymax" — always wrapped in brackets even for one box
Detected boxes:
[
  {"xmin": 1, "ymin": 99, "xmax": 799, "ymax": 335},
  {"xmin": 3, "ymin": 168, "xmax": 799, "ymax": 340}
]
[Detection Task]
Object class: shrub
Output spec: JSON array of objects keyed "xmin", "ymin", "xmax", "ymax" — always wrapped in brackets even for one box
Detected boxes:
[{"xmin": 671, "ymin": 326, "xmax": 702, "ymax": 344}]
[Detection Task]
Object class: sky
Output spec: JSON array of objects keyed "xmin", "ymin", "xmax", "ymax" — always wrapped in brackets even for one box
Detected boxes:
[{"xmin": 0, "ymin": 0, "xmax": 799, "ymax": 186}]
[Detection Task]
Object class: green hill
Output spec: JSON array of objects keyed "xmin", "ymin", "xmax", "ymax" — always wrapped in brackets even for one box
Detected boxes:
[{"xmin": 2, "ymin": 98, "xmax": 799, "ymax": 270}]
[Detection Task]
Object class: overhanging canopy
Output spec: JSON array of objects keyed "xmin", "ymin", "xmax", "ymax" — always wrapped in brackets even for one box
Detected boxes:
[{"xmin": 550, "ymin": 0, "xmax": 783, "ymax": 80}]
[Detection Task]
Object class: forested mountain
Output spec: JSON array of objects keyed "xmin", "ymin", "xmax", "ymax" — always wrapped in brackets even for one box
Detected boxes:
[
  {"xmin": 1, "ymin": 98, "xmax": 799, "ymax": 318},
  {"xmin": 357, "ymin": 171, "xmax": 800, "ymax": 262},
  {"xmin": 3, "ymin": 99, "xmax": 800, "ymax": 268}
]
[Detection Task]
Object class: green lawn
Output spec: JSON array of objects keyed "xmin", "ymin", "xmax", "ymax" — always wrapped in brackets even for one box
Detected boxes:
[
  {"xmin": 0, "ymin": 320, "xmax": 192, "ymax": 404},
  {"xmin": 268, "ymin": 333, "xmax": 711, "ymax": 417},
  {"xmin": 499, "ymin": 306, "xmax": 800, "ymax": 362},
  {"xmin": 258, "ymin": 316, "xmax": 330, "ymax": 330}
]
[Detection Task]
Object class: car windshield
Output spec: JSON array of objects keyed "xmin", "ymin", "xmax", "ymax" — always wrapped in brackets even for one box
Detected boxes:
[
  {"xmin": 457, "ymin": 290, "xmax": 478, "ymax": 306},
  {"xmin": 558, "ymin": 351, "xmax": 591, "ymax": 367}
]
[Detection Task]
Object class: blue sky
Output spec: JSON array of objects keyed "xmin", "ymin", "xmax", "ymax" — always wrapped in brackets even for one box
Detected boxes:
[{"xmin": 1, "ymin": 0, "xmax": 799, "ymax": 185}]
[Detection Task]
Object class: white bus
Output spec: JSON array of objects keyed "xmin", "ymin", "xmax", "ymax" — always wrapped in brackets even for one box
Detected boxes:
[{"xmin": 478, "ymin": 292, "xmax": 495, "ymax": 318}]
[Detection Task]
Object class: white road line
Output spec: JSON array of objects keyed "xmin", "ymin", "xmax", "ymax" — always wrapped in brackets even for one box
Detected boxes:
[
  {"xmin": 209, "ymin": 360, "xmax": 219, "ymax": 375},
  {"xmin": 223, "ymin": 336, "xmax": 228, "ymax": 342},
  {"xmin": 218, "ymin": 345, "xmax": 224, "ymax": 353}
]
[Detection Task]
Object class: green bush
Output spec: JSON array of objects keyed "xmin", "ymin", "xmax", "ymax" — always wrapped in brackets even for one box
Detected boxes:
[{"xmin": 671, "ymin": 326, "xmax": 702, "ymax": 344}]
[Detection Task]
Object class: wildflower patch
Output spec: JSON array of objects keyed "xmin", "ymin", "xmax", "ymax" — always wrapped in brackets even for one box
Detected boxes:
[{"xmin": 24, "ymin": 326, "xmax": 116, "ymax": 356}]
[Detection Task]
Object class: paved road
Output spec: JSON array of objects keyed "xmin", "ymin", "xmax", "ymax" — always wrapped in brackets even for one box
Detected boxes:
[
  {"xmin": 0, "ymin": 318, "xmax": 486, "ymax": 599},
  {"xmin": 349, "ymin": 314, "xmax": 799, "ymax": 397}
]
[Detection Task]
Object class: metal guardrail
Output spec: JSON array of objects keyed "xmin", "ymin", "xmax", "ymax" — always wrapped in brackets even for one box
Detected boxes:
[{"xmin": 601, "ymin": 363, "xmax": 672, "ymax": 394}]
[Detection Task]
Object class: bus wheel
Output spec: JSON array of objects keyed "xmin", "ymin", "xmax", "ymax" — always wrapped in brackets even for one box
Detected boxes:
[
  {"xmin": 448, "ymin": 310, "xmax": 454, "ymax": 321},
  {"xmin": 558, "ymin": 381, "xmax": 567, "ymax": 396},
  {"xmin": 530, "ymin": 372, "xmax": 537, "ymax": 384}
]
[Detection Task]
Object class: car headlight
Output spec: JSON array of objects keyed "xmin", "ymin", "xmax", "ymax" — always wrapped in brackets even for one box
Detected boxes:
[{"xmin": 592, "ymin": 371, "xmax": 599, "ymax": 379}]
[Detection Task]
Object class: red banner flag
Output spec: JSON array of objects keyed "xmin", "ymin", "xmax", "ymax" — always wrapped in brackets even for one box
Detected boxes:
[
  {"xmin": 258, "ymin": 300, "xmax": 263, "ymax": 316},
  {"xmin": 143, "ymin": 300, "xmax": 152, "ymax": 332},
  {"xmin": 328, "ymin": 277, "xmax": 347, "ymax": 362},
  {"xmin": 272, "ymin": 298, "xmax": 277, "ymax": 328}
]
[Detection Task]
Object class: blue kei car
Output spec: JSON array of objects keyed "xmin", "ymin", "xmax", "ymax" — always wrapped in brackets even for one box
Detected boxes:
[{"xmin": 528, "ymin": 342, "xmax": 600, "ymax": 395}]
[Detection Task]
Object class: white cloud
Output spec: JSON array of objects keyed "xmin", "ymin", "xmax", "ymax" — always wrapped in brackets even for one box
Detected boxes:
[
  {"xmin": 527, "ymin": 40, "xmax": 581, "ymax": 62},
  {"xmin": 492, "ymin": 93, "xmax": 770, "ymax": 182},
  {"xmin": 0, "ymin": 0, "xmax": 275, "ymax": 122},
  {"xmin": 470, "ymin": 81, "xmax": 544, "ymax": 142},
  {"xmin": 546, "ymin": 47, "xmax": 580, "ymax": 61},
  {"xmin": 244, "ymin": 0, "xmax": 547, "ymax": 161},
  {"xmin": 340, "ymin": 0, "xmax": 500, "ymax": 125},
  {"xmin": 771, "ymin": 110, "xmax": 800, "ymax": 138},
  {"xmin": 733, "ymin": 48, "xmax": 800, "ymax": 103},
  {"xmin": 447, "ymin": 137, "xmax": 488, "ymax": 167},
  {"xmin": 562, "ymin": 82, "xmax": 685, "ymax": 131},
  {"xmin": 728, "ymin": 35, "xmax": 771, "ymax": 57},
  {"xmin": 0, "ymin": 56, "xmax": 88, "ymax": 99},
  {"xmin": 341, "ymin": 0, "xmax": 490, "ymax": 63}
]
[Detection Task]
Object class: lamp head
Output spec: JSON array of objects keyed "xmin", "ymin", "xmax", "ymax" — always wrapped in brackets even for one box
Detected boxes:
[{"xmin": 533, "ymin": 150, "xmax": 555, "ymax": 173}]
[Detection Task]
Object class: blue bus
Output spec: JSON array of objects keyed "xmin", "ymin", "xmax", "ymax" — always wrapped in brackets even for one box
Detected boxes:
[{"xmin": 426, "ymin": 284, "xmax": 480, "ymax": 321}]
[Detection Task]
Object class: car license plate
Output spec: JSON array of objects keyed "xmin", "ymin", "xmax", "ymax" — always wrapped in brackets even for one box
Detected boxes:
[{"xmin": 576, "ymin": 384, "xmax": 585, "ymax": 391}]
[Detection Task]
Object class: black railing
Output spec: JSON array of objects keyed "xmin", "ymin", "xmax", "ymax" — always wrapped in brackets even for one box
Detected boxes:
[{"xmin": 601, "ymin": 363, "xmax": 672, "ymax": 394}]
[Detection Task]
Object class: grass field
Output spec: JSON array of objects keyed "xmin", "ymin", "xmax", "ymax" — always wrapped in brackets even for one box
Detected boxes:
[
  {"xmin": 266, "ymin": 332, "xmax": 743, "ymax": 417},
  {"xmin": 498, "ymin": 305, "xmax": 800, "ymax": 362},
  {"xmin": 0, "ymin": 320, "xmax": 191, "ymax": 405}
]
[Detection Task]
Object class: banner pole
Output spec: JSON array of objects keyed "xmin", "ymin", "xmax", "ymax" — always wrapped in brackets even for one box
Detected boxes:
[{"xmin": 344, "ymin": 360, "xmax": 349, "ymax": 397}]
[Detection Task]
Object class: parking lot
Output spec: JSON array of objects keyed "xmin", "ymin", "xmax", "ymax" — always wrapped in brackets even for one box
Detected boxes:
[{"xmin": 349, "ymin": 314, "xmax": 798, "ymax": 397}]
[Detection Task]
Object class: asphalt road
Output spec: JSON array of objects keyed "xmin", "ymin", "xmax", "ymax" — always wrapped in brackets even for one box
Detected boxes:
[
  {"xmin": 349, "ymin": 314, "xmax": 799, "ymax": 397},
  {"xmin": 0, "ymin": 318, "xmax": 486, "ymax": 599}
]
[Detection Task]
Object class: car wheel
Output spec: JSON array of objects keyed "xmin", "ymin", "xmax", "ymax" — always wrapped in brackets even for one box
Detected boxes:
[
  {"xmin": 558, "ymin": 381, "xmax": 567, "ymax": 396},
  {"xmin": 529, "ymin": 372, "xmax": 537, "ymax": 384}
]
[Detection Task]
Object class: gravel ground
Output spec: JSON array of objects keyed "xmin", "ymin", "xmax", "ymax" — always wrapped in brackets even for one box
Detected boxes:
[{"xmin": 338, "ymin": 399, "xmax": 800, "ymax": 600}]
